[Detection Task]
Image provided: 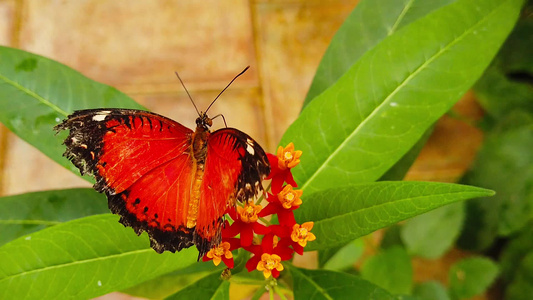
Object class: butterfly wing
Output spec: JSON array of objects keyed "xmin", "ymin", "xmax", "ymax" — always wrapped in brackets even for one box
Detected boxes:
[
  {"xmin": 55, "ymin": 109, "xmax": 197, "ymax": 252},
  {"xmin": 194, "ymin": 128, "xmax": 270, "ymax": 253},
  {"xmin": 55, "ymin": 110, "xmax": 271, "ymax": 257}
]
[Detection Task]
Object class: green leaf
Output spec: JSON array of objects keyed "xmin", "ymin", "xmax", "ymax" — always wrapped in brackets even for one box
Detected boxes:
[
  {"xmin": 448, "ymin": 257, "xmax": 499, "ymax": 299},
  {"xmin": 303, "ymin": 0, "xmax": 457, "ymax": 107},
  {"xmin": 499, "ymin": 225, "xmax": 533, "ymax": 282},
  {"xmin": 486, "ymin": 122, "xmax": 533, "ymax": 236},
  {"xmin": 290, "ymin": 266, "xmax": 393, "ymax": 300},
  {"xmin": 123, "ymin": 271, "xmax": 210, "ymax": 300},
  {"xmin": 474, "ymin": 66, "xmax": 533, "ymax": 120},
  {"xmin": 0, "ymin": 214, "xmax": 196, "ymax": 300},
  {"xmin": 122, "ymin": 261, "xmax": 218, "ymax": 299},
  {"xmin": 413, "ymin": 281, "xmax": 450, "ymax": 300},
  {"xmin": 495, "ymin": 6, "xmax": 533, "ymax": 73},
  {"xmin": 380, "ymin": 224, "xmax": 404, "ymax": 249},
  {"xmin": 459, "ymin": 121, "xmax": 533, "ymax": 251},
  {"xmin": 0, "ymin": 188, "xmax": 107, "ymax": 246},
  {"xmin": 393, "ymin": 296, "xmax": 418, "ymax": 300},
  {"xmin": 379, "ymin": 126, "xmax": 434, "ymax": 181},
  {"xmin": 318, "ymin": 245, "xmax": 343, "ymax": 269},
  {"xmin": 360, "ymin": 246, "xmax": 413, "ymax": 295},
  {"xmin": 505, "ymin": 251, "xmax": 533, "ymax": 300},
  {"xmin": 294, "ymin": 181, "xmax": 493, "ymax": 251},
  {"xmin": 165, "ymin": 271, "xmax": 229, "ymax": 300},
  {"xmin": 281, "ymin": 0, "xmax": 524, "ymax": 193},
  {"xmin": 322, "ymin": 238, "xmax": 364, "ymax": 271},
  {"xmin": 0, "ymin": 46, "xmax": 145, "ymax": 176},
  {"xmin": 401, "ymin": 202, "xmax": 464, "ymax": 259}
]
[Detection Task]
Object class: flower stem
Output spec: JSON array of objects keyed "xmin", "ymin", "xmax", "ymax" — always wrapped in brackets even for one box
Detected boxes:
[{"xmin": 274, "ymin": 286, "xmax": 288, "ymax": 300}]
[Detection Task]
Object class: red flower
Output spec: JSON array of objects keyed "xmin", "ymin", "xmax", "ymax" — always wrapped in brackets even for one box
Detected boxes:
[
  {"xmin": 245, "ymin": 233, "xmax": 294, "ymax": 278},
  {"xmin": 223, "ymin": 201, "xmax": 270, "ymax": 247},
  {"xmin": 202, "ymin": 238, "xmax": 240, "ymax": 268},
  {"xmin": 266, "ymin": 143, "xmax": 301, "ymax": 193},
  {"xmin": 259, "ymin": 185, "xmax": 302, "ymax": 227},
  {"xmin": 256, "ymin": 253, "xmax": 284, "ymax": 279}
]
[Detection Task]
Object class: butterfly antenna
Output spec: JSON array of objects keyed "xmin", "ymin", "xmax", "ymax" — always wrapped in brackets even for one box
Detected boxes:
[
  {"xmin": 205, "ymin": 66, "xmax": 250, "ymax": 114},
  {"xmin": 210, "ymin": 114, "xmax": 228, "ymax": 127},
  {"xmin": 175, "ymin": 71, "xmax": 201, "ymax": 116}
]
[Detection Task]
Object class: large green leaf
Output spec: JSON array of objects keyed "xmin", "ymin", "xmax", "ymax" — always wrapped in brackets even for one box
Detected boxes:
[
  {"xmin": 290, "ymin": 266, "xmax": 393, "ymax": 300},
  {"xmin": 122, "ymin": 260, "xmax": 219, "ymax": 299},
  {"xmin": 165, "ymin": 271, "xmax": 229, "ymax": 300},
  {"xmin": 303, "ymin": 0, "xmax": 457, "ymax": 107},
  {"xmin": 379, "ymin": 126, "xmax": 433, "ymax": 181},
  {"xmin": 401, "ymin": 202, "xmax": 464, "ymax": 259},
  {"xmin": 321, "ymin": 238, "xmax": 364, "ymax": 271},
  {"xmin": 282, "ymin": 0, "xmax": 524, "ymax": 193},
  {"xmin": 0, "ymin": 46, "xmax": 145, "ymax": 175},
  {"xmin": 294, "ymin": 181, "xmax": 493, "ymax": 251},
  {"xmin": 360, "ymin": 246, "xmax": 413, "ymax": 295},
  {"xmin": 0, "ymin": 214, "xmax": 196, "ymax": 300},
  {"xmin": 0, "ymin": 188, "xmax": 107, "ymax": 246},
  {"xmin": 123, "ymin": 271, "xmax": 210, "ymax": 300}
]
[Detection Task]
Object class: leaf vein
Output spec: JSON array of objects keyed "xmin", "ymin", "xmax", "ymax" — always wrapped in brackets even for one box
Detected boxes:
[{"xmin": 0, "ymin": 72, "xmax": 68, "ymax": 117}]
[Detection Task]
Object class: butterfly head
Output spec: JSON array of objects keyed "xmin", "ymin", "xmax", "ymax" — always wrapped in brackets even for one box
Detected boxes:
[{"xmin": 196, "ymin": 112, "xmax": 213, "ymax": 130}]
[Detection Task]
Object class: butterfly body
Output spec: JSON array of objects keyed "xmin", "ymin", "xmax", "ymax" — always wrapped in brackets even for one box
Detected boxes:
[{"xmin": 55, "ymin": 109, "xmax": 270, "ymax": 257}]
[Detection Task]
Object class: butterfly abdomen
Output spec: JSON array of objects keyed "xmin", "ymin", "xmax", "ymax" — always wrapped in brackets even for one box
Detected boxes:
[
  {"xmin": 187, "ymin": 163, "xmax": 204, "ymax": 228},
  {"xmin": 186, "ymin": 125, "xmax": 211, "ymax": 229}
]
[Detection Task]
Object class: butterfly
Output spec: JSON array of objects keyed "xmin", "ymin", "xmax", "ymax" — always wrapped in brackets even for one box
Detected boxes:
[{"xmin": 54, "ymin": 67, "xmax": 270, "ymax": 257}]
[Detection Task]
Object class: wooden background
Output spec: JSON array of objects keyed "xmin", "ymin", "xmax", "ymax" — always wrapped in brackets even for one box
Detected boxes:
[{"xmin": 0, "ymin": 1, "xmax": 486, "ymax": 299}]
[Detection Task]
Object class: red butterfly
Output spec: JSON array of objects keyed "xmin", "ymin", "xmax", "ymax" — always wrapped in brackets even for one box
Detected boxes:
[{"xmin": 55, "ymin": 68, "xmax": 270, "ymax": 257}]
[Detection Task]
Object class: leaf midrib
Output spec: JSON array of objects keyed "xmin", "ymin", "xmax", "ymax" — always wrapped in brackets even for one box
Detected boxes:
[
  {"xmin": 311, "ymin": 190, "xmax": 487, "ymax": 225},
  {"xmin": 292, "ymin": 267, "xmax": 334, "ymax": 300},
  {"xmin": 0, "ymin": 248, "xmax": 153, "ymax": 284},
  {"xmin": 388, "ymin": 0, "xmax": 415, "ymax": 34},
  {"xmin": 300, "ymin": 0, "xmax": 505, "ymax": 191},
  {"xmin": 0, "ymin": 71, "xmax": 68, "ymax": 117}
]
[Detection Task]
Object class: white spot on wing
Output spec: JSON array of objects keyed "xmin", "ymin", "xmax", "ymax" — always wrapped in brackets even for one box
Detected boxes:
[
  {"xmin": 92, "ymin": 114, "xmax": 107, "ymax": 121},
  {"xmin": 97, "ymin": 280, "xmax": 102, "ymax": 286},
  {"xmin": 92, "ymin": 111, "xmax": 111, "ymax": 122},
  {"xmin": 246, "ymin": 138, "xmax": 255, "ymax": 155},
  {"xmin": 25, "ymin": 236, "xmax": 31, "ymax": 241}
]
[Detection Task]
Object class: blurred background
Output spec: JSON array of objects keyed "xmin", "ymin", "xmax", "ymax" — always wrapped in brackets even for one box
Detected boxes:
[{"xmin": 1, "ymin": 1, "xmax": 528, "ymax": 299}]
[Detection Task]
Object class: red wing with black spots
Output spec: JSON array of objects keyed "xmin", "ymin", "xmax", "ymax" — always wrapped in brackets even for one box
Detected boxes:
[{"xmin": 55, "ymin": 108, "xmax": 270, "ymax": 257}]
